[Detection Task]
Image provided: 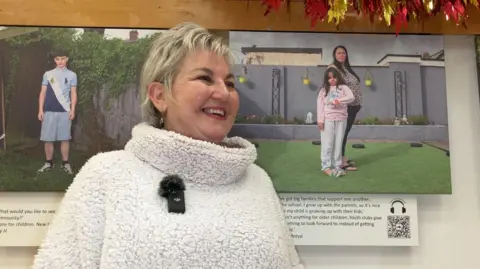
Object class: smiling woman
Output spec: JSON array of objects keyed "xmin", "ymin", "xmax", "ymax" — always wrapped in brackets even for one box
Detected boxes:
[
  {"xmin": 31, "ymin": 22, "xmax": 304, "ymax": 269},
  {"xmin": 142, "ymin": 27, "xmax": 238, "ymax": 143}
]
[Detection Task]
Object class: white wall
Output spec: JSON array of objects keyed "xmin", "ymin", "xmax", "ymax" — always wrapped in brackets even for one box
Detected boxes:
[{"xmin": 0, "ymin": 35, "xmax": 479, "ymax": 269}]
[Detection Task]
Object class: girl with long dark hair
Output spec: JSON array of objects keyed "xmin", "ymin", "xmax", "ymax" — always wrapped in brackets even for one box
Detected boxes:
[{"xmin": 317, "ymin": 67, "xmax": 355, "ymax": 177}]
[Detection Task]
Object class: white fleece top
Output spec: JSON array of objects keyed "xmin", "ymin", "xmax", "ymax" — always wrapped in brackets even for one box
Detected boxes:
[{"xmin": 32, "ymin": 123, "xmax": 304, "ymax": 269}]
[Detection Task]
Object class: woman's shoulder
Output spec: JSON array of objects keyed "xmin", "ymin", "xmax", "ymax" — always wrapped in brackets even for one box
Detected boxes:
[
  {"xmin": 83, "ymin": 150, "xmax": 140, "ymax": 170},
  {"xmin": 248, "ymin": 163, "xmax": 269, "ymax": 177},
  {"xmin": 74, "ymin": 150, "xmax": 145, "ymax": 185},
  {"xmin": 246, "ymin": 164, "xmax": 276, "ymax": 190}
]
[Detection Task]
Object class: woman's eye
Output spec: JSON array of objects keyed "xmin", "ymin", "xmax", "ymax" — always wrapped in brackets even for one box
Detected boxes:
[
  {"xmin": 197, "ymin": 75, "xmax": 235, "ymax": 89},
  {"xmin": 198, "ymin": 75, "xmax": 213, "ymax": 83},
  {"xmin": 225, "ymin": 81, "xmax": 235, "ymax": 88}
]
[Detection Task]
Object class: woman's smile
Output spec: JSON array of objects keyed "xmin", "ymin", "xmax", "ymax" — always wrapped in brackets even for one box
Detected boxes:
[{"xmin": 202, "ymin": 107, "xmax": 227, "ymax": 120}]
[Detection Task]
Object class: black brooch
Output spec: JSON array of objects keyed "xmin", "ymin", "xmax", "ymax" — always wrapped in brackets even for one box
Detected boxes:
[{"xmin": 158, "ymin": 175, "xmax": 186, "ymax": 214}]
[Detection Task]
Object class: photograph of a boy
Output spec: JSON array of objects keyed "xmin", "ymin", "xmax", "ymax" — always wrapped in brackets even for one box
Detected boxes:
[
  {"xmin": 317, "ymin": 67, "xmax": 355, "ymax": 177},
  {"xmin": 37, "ymin": 50, "xmax": 77, "ymax": 175}
]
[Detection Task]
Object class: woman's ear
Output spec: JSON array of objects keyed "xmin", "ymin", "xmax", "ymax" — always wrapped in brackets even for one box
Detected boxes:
[{"xmin": 147, "ymin": 82, "xmax": 167, "ymax": 113}]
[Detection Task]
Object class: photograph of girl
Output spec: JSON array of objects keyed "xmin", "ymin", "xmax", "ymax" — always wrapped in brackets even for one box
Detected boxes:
[
  {"xmin": 317, "ymin": 67, "xmax": 355, "ymax": 177},
  {"xmin": 229, "ymin": 33, "xmax": 452, "ymax": 195}
]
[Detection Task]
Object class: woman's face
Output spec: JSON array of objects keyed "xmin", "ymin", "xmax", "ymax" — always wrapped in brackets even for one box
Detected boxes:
[
  {"xmin": 149, "ymin": 49, "xmax": 238, "ymax": 143},
  {"xmin": 334, "ymin": 47, "xmax": 347, "ymax": 63}
]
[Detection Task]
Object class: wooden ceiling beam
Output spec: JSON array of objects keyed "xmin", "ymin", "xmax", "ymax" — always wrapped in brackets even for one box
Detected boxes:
[{"xmin": 1, "ymin": 0, "xmax": 480, "ymax": 34}]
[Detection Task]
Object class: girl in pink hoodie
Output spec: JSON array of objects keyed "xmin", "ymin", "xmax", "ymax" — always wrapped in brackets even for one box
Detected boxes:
[{"xmin": 317, "ymin": 67, "xmax": 355, "ymax": 177}]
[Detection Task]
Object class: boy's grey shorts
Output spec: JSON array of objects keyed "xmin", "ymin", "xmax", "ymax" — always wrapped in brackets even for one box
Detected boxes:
[{"xmin": 40, "ymin": 111, "xmax": 72, "ymax": 142}]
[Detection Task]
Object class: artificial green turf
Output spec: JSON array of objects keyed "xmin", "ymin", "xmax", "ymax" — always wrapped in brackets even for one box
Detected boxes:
[
  {"xmin": 0, "ymin": 149, "xmax": 88, "ymax": 192},
  {"xmin": 0, "ymin": 140, "xmax": 452, "ymax": 194},
  {"xmin": 254, "ymin": 141, "xmax": 452, "ymax": 194}
]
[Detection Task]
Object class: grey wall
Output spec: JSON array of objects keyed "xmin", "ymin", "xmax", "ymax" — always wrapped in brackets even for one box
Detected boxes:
[
  {"xmin": 421, "ymin": 66, "xmax": 448, "ymax": 125},
  {"xmin": 235, "ymin": 66, "xmax": 286, "ymax": 117},
  {"xmin": 233, "ymin": 63, "xmax": 448, "ymax": 125}
]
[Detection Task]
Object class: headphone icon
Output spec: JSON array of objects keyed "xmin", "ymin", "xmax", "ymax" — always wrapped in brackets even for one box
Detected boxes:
[{"xmin": 390, "ymin": 199, "xmax": 406, "ymax": 214}]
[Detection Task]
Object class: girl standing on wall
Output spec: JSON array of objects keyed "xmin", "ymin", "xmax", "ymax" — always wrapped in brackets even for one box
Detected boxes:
[{"xmin": 317, "ymin": 67, "xmax": 355, "ymax": 177}]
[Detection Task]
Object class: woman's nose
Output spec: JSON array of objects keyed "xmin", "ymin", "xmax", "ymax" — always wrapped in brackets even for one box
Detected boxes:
[{"xmin": 211, "ymin": 81, "xmax": 230, "ymax": 100}]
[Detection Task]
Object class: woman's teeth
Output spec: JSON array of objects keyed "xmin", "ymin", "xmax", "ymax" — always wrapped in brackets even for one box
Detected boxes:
[{"xmin": 203, "ymin": 108, "xmax": 225, "ymax": 117}]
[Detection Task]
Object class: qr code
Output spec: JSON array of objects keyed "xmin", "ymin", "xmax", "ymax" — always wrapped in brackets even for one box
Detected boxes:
[{"xmin": 387, "ymin": 215, "xmax": 411, "ymax": 239}]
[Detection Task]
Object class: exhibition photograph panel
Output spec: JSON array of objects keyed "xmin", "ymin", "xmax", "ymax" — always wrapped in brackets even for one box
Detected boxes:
[{"xmin": 0, "ymin": 27, "xmax": 452, "ymax": 194}]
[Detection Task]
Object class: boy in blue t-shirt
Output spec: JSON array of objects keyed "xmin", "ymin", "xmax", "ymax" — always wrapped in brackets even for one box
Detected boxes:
[{"xmin": 37, "ymin": 50, "xmax": 77, "ymax": 175}]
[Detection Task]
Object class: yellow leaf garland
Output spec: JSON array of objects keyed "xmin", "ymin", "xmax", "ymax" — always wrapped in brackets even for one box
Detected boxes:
[
  {"xmin": 382, "ymin": 0, "xmax": 398, "ymax": 26},
  {"xmin": 328, "ymin": 0, "xmax": 349, "ymax": 25},
  {"xmin": 260, "ymin": 0, "xmax": 480, "ymax": 33}
]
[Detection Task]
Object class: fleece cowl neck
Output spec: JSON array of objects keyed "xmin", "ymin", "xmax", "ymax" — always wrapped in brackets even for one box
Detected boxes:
[{"xmin": 124, "ymin": 123, "xmax": 257, "ymax": 186}]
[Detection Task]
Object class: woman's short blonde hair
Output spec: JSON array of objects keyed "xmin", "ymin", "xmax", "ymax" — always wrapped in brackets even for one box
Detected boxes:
[{"xmin": 140, "ymin": 22, "xmax": 232, "ymax": 127}]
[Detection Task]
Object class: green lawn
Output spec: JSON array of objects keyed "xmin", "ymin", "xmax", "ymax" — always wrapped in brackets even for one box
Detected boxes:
[
  {"xmin": 0, "ymin": 149, "xmax": 88, "ymax": 192},
  {"xmin": 255, "ymin": 141, "xmax": 452, "ymax": 194},
  {"xmin": 0, "ymin": 140, "xmax": 452, "ymax": 194}
]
